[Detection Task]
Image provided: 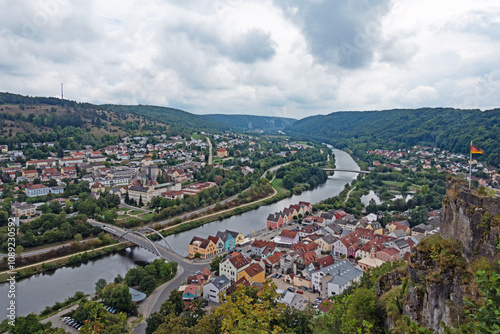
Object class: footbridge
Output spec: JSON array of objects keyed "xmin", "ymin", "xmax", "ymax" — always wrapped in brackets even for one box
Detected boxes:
[
  {"xmin": 322, "ymin": 168, "xmax": 370, "ymax": 174},
  {"xmin": 89, "ymin": 220, "xmax": 179, "ymax": 261}
]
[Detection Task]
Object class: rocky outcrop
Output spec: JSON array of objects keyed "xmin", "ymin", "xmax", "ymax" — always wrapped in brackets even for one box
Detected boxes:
[
  {"xmin": 403, "ymin": 236, "xmax": 469, "ymax": 333},
  {"xmin": 383, "ymin": 177, "xmax": 499, "ymax": 333},
  {"xmin": 441, "ymin": 178, "xmax": 500, "ymax": 261}
]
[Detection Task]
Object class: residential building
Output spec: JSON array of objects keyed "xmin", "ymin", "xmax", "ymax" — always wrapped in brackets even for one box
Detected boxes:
[
  {"xmin": 11, "ymin": 202, "xmax": 36, "ymax": 217},
  {"xmin": 277, "ymin": 230, "xmax": 299, "ymax": 246},
  {"xmin": 216, "ymin": 148, "xmax": 228, "ymax": 157},
  {"xmin": 128, "ymin": 185, "xmax": 156, "ymax": 204},
  {"xmin": 312, "ymin": 260, "xmax": 363, "ymax": 297},
  {"xmin": 216, "ymin": 231, "xmax": 235, "ymax": 251},
  {"xmin": 188, "ymin": 237, "xmax": 216, "ymax": 259},
  {"xmin": 219, "ymin": 253, "xmax": 251, "ymax": 282},
  {"xmin": 25, "ymin": 184, "xmax": 50, "ymax": 197},
  {"xmin": 203, "ymin": 275, "xmax": 231, "ymax": 303},
  {"xmin": 207, "ymin": 236, "xmax": 224, "ymax": 254},
  {"xmin": 238, "ymin": 263, "xmax": 265, "ymax": 285}
]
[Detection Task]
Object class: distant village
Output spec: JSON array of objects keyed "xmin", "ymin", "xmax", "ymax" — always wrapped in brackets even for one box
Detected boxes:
[
  {"xmin": 0, "ymin": 132, "xmax": 286, "ymax": 218},
  {"xmin": 367, "ymin": 145, "xmax": 499, "ymax": 187}
]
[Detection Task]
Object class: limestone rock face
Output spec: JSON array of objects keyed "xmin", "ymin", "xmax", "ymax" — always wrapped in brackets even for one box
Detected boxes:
[
  {"xmin": 441, "ymin": 178, "xmax": 500, "ymax": 261},
  {"xmin": 389, "ymin": 178, "xmax": 499, "ymax": 333}
]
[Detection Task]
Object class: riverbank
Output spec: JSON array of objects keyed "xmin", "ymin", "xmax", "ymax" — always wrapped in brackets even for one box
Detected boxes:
[
  {"xmin": 0, "ymin": 176, "xmax": 285, "ymax": 283},
  {"xmin": 0, "ymin": 243, "xmax": 128, "ymax": 283}
]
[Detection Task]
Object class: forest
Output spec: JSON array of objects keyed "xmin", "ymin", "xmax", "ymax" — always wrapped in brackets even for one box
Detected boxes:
[{"xmin": 287, "ymin": 108, "xmax": 500, "ymax": 164}]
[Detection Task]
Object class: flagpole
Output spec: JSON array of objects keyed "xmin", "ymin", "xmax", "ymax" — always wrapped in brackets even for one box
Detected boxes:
[{"xmin": 469, "ymin": 140, "xmax": 472, "ymax": 190}]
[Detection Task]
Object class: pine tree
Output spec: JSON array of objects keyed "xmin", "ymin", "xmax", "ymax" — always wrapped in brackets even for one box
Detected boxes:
[{"xmin": 139, "ymin": 195, "xmax": 144, "ymax": 207}]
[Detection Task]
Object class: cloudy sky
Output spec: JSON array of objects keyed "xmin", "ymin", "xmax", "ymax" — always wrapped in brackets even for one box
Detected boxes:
[{"xmin": 1, "ymin": 0, "xmax": 500, "ymax": 118}]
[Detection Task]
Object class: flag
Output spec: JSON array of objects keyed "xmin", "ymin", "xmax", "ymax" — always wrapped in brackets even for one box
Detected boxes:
[{"xmin": 470, "ymin": 144, "xmax": 484, "ymax": 154}]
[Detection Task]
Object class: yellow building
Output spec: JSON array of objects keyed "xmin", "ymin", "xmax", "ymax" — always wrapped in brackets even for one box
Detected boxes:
[
  {"xmin": 237, "ymin": 263, "xmax": 265, "ymax": 285},
  {"xmin": 216, "ymin": 148, "xmax": 228, "ymax": 157},
  {"xmin": 188, "ymin": 237, "xmax": 216, "ymax": 259}
]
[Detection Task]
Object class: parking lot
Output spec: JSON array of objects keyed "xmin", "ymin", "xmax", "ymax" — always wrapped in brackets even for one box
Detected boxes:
[{"xmin": 270, "ymin": 277, "xmax": 320, "ymax": 305}]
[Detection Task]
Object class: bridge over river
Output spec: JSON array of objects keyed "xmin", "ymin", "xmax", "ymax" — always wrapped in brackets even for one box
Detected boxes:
[
  {"xmin": 89, "ymin": 220, "xmax": 188, "ymax": 263},
  {"xmin": 322, "ymin": 168, "xmax": 370, "ymax": 174}
]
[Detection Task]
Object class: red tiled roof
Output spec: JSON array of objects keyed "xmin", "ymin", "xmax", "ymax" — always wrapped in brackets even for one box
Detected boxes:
[
  {"xmin": 27, "ymin": 184, "xmax": 49, "ymax": 190},
  {"xmin": 244, "ymin": 263, "xmax": 264, "ymax": 278}
]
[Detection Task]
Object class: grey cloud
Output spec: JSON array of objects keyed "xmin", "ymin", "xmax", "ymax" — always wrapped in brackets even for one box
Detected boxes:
[
  {"xmin": 168, "ymin": 22, "xmax": 276, "ymax": 64},
  {"xmin": 274, "ymin": 0, "xmax": 391, "ymax": 68},
  {"xmin": 223, "ymin": 29, "xmax": 276, "ymax": 63}
]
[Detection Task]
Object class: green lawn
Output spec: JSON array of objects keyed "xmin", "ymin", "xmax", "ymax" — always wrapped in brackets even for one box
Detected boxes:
[
  {"xmin": 117, "ymin": 208, "xmax": 131, "ymax": 212},
  {"xmin": 140, "ymin": 213, "xmax": 155, "ymax": 220},
  {"xmin": 271, "ymin": 178, "xmax": 289, "ymax": 196},
  {"xmin": 117, "ymin": 215, "xmax": 129, "ymax": 219},
  {"xmin": 382, "ymin": 181, "xmax": 405, "ymax": 187},
  {"xmin": 128, "ymin": 210, "xmax": 144, "ymax": 215},
  {"xmin": 192, "ymin": 133, "xmax": 201, "ymax": 140}
]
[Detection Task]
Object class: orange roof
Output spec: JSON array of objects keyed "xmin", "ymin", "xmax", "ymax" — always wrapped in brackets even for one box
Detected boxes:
[{"xmin": 244, "ymin": 263, "xmax": 264, "ymax": 278}]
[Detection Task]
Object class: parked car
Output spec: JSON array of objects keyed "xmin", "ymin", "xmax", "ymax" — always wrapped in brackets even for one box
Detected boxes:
[
  {"xmin": 287, "ymin": 286, "xmax": 295, "ymax": 292},
  {"xmin": 296, "ymin": 290, "xmax": 303, "ymax": 294}
]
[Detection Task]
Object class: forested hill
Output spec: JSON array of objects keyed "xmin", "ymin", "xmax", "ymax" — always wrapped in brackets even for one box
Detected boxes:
[
  {"xmin": 0, "ymin": 92, "xmax": 295, "ymax": 134},
  {"xmin": 203, "ymin": 114, "xmax": 296, "ymax": 131},
  {"xmin": 286, "ymin": 108, "xmax": 500, "ymax": 164}
]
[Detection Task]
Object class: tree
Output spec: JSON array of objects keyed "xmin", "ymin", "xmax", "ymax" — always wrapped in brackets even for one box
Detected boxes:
[
  {"xmin": 210, "ymin": 255, "xmax": 223, "ymax": 273},
  {"xmin": 139, "ymin": 275, "xmax": 157, "ymax": 295},
  {"xmin": 146, "ymin": 312, "xmax": 165, "ymax": 334},
  {"xmin": 139, "ymin": 195, "xmax": 144, "ymax": 207},
  {"xmin": 160, "ymin": 289, "xmax": 185, "ymax": 317},
  {"xmin": 213, "ymin": 280, "xmax": 284, "ymax": 333},
  {"xmin": 101, "ymin": 283, "xmax": 136, "ymax": 314},
  {"xmin": 95, "ymin": 278, "xmax": 107, "ymax": 297}
]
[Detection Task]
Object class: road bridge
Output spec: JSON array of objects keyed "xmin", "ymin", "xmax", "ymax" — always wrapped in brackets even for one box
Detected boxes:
[
  {"xmin": 89, "ymin": 220, "xmax": 183, "ymax": 262},
  {"xmin": 322, "ymin": 168, "xmax": 370, "ymax": 174}
]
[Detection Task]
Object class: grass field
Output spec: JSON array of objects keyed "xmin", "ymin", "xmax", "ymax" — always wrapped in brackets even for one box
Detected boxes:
[
  {"xmin": 128, "ymin": 210, "xmax": 144, "ymax": 215},
  {"xmin": 117, "ymin": 208, "xmax": 131, "ymax": 212},
  {"xmin": 271, "ymin": 178, "xmax": 289, "ymax": 196},
  {"xmin": 140, "ymin": 213, "xmax": 155, "ymax": 220},
  {"xmin": 192, "ymin": 133, "xmax": 201, "ymax": 140}
]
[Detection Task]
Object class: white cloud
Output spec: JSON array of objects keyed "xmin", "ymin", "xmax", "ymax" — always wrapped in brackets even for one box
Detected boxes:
[{"xmin": 0, "ymin": 0, "xmax": 499, "ymax": 118}]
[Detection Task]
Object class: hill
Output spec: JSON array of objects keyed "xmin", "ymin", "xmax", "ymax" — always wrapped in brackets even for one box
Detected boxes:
[
  {"xmin": 203, "ymin": 114, "xmax": 296, "ymax": 131},
  {"xmin": 0, "ymin": 92, "xmax": 297, "ymax": 140},
  {"xmin": 286, "ymin": 108, "xmax": 500, "ymax": 164}
]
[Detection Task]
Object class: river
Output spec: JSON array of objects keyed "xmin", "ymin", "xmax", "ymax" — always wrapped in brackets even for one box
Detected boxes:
[{"xmin": 0, "ymin": 148, "xmax": 360, "ymax": 319}]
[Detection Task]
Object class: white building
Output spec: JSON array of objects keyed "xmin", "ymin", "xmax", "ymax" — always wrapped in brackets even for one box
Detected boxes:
[{"xmin": 311, "ymin": 260, "xmax": 363, "ymax": 298}]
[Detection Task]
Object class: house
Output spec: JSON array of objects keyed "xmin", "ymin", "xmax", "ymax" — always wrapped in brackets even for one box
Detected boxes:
[
  {"xmin": 312, "ymin": 260, "xmax": 363, "ymax": 297},
  {"xmin": 216, "ymin": 231, "xmax": 235, "ymax": 251},
  {"xmin": 25, "ymin": 184, "xmax": 50, "ymax": 197},
  {"xmin": 376, "ymin": 247, "xmax": 401, "ymax": 262},
  {"xmin": 226, "ymin": 276, "xmax": 251, "ymax": 295},
  {"xmin": 238, "ymin": 263, "xmax": 265, "ymax": 285},
  {"xmin": 50, "ymin": 186, "xmax": 64, "ymax": 195},
  {"xmin": 188, "ymin": 237, "xmax": 216, "ymax": 259},
  {"xmin": 358, "ymin": 245, "xmax": 385, "ymax": 271},
  {"xmin": 226, "ymin": 230, "xmax": 245, "ymax": 246},
  {"xmin": 219, "ymin": 253, "xmax": 251, "ymax": 282},
  {"xmin": 59, "ymin": 156, "xmax": 84, "ymax": 166},
  {"xmin": 208, "ymin": 235, "xmax": 224, "ymax": 255},
  {"xmin": 21, "ymin": 170, "xmax": 38, "ymax": 181},
  {"xmin": 216, "ymin": 148, "xmax": 228, "ymax": 157},
  {"xmin": 161, "ymin": 190, "xmax": 184, "ymax": 200},
  {"xmin": 40, "ymin": 168, "xmax": 61, "ymax": 181},
  {"xmin": 182, "ymin": 284, "xmax": 200, "ymax": 300},
  {"xmin": 11, "ymin": 202, "xmax": 37, "ymax": 217},
  {"xmin": 203, "ymin": 275, "xmax": 231, "ymax": 303},
  {"xmin": 277, "ymin": 230, "xmax": 299, "ymax": 246},
  {"xmin": 298, "ymin": 201, "xmax": 312, "ymax": 214},
  {"xmin": 266, "ymin": 213, "xmax": 284, "ymax": 230},
  {"xmin": 25, "ymin": 159, "xmax": 56, "ymax": 169},
  {"xmin": 60, "ymin": 166, "xmax": 77, "ymax": 179},
  {"xmin": 251, "ymin": 240, "xmax": 275, "ymax": 257},
  {"xmin": 297, "ymin": 224, "xmax": 322, "ymax": 238},
  {"xmin": 90, "ymin": 182, "xmax": 106, "ymax": 193}
]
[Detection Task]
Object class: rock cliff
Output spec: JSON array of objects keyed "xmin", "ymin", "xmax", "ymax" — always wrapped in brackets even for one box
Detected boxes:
[{"xmin": 378, "ymin": 177, "xmax": 500, "ymax": 333}]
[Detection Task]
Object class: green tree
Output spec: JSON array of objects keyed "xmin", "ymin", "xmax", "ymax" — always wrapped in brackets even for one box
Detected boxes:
[
  {"xmin": 210, "ymin": 255, "xmax": 223, "ymax": 273},
  {"xmin": 95, "ymin": 278, "xmax": 107, "ymax": 297}
]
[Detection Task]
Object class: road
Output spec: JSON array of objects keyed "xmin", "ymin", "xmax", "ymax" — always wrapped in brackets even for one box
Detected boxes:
[{"xmin": 207, "ymin": 137, "xmax": 212, "ymax": 165}]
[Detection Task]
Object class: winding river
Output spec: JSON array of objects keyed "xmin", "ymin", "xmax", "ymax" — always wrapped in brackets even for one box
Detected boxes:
[{"xmin": 0, "ymin": 147, "xmax": 360, "ymax": 319}]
